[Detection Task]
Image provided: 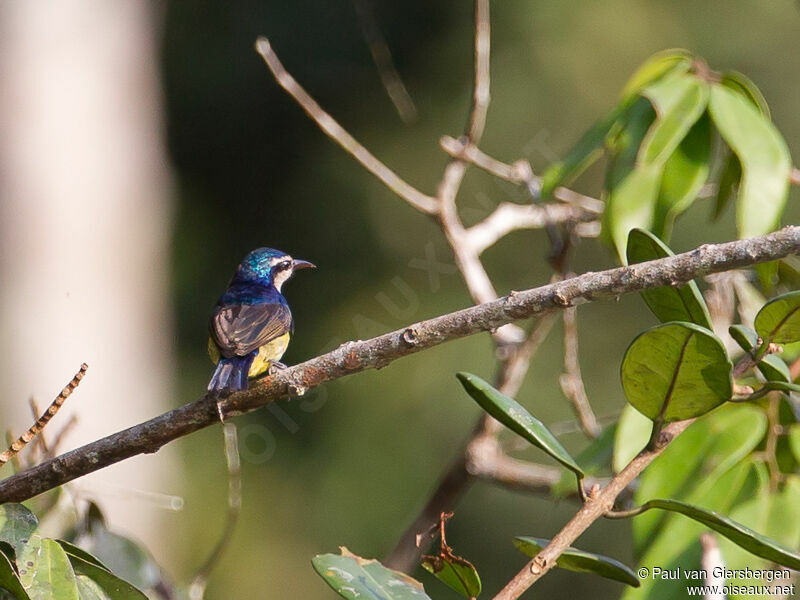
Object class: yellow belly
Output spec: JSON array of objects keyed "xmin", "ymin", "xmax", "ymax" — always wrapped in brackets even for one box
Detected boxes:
[{"xmin": 207, "ymin": 332, "xmax": 291, "ymax": 378}]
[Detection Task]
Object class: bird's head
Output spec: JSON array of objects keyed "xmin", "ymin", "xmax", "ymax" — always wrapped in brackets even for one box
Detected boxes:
[{"xmin": 233, "ymin": 247, "xmax": 316, "ymax": 291}]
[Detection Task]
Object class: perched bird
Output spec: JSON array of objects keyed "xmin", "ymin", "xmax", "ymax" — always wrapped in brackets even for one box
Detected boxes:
[{"xmin": 207, "ymin": 248, "xmax": 315, "ymax": 393}]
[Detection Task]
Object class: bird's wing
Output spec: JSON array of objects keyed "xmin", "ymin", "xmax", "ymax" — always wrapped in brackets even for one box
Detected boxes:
[{"xmin": 210, "ymin": 302, "xmax": 293, "ymax": 358}]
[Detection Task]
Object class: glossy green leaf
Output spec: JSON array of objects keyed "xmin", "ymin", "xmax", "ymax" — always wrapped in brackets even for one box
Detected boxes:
[
  {"xmin": 638, "ymin": 74, "xmax": 709, "ymax": 167},
  {"xmin": 622, "ymin": 322, "xmax": 732, "ymax": 422},
  {"xmin": 540, "ymin": 104, "xmax": 626, "ymax": 199},
  {"xmin": 729, "ymin": 324, "xmax": 758, "ymax": 351},
  {"xmin": 613, "ymin": 405, "xmax": 652, "ymax": 473},
  {"xmin": 0, "ymin": 550, "xmax": 30, "ymax": 600},
  {"xmin": 636, "ymin": 498, "xmax": 800, "ymax": 570},
  {"xmin": 624, "ymin": 460, "xmax": 754, "ymax": 600},
  {"xmin": 64, "ymin": 552, "xmax": 148, "ymax": 600},
  {"xmin": 76, "ymin": 575, "xmax": 111, "ymax": 600},
  {"xmin": 27, "ymin": 539, "xmax": 80, "ymax": 600},
  {"xmin": 539, "ymin": 50, "xmax": 691, "ymax": 199},
  {"xmin": 626, "ymin": 229, "xmax": 712, "ymax": 328},
  {"xmin": 632, "ymin": 405, "xmax": 766, "ymax": 553},
  {"xmin": 754, "ymin": 291, "xmax": 800, "ymax": 344},
  {"xmin": 312, "ymin": 548, "xmax": 431, "ymax": 600},
  {"xmin": 603, "ymin": 98, "xmax": 661, "ymax": 261},
  {"xmin": 709, "ymin": 84, "xmax": 791, "ymax": 239},
  {"xmin": 54, "ymin": 542, "xmax": 107, "ymax": 570},
  {"xmin": 729, "ymin": 324, "xmax": 791, "ymax": 382},
  {"xmin": 456, "ymin": 372, "xmax": 583, "ymax": 476},
  {"xmin": 721, "ymin": 71, "xmax": 770, "ymax": 118},
  {"xmin": 714, "ymin": 152, "xmax": 742, "ymax": 220},
  {"xmin": 421, "ymin": 555, "xmax": 481, "ymax": 598},
  {"xmin": 0, "ymin": 505, "xmax": 38, "ymax": 561},
  {"xmin": 513, "ymin": 537, "xmax": 639, "ymax": 587},
  {"xmin": 719, "ymin": 475, "xmax": 800, "ymax": 600},
  {"xmin": 620, "ymin": 49, "xmax": 692, "ymax": 100},
  {"xmin": 653, "ymin": 114, "xmax": 711, "ymax": 239}
]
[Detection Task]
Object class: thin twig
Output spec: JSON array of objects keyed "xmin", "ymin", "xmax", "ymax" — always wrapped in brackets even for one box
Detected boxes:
[
  {"xmin": 28, "ymin": 398, "xmax": 50, "ymax": 460},
  {"xmin": 189, "ymin": 423, "xmax": 241, "ymax": 599},
  {"xmin": 0, "ymin": 363, "xmax": 88, "ymax": 469},
  {"xmin": 560, "ymin": 307, "xmax": 601, "ymax": 438},
  {"xmin": 351, "ymin": 0, "xmax": 417, "ymax": 124},
  {"xmin": 0, "ymin": 230, "xmax": 796, "ymax": 503},
  {"xmin": 439, "ymin": 135, "xmax": 604, "ymax": 213},
  {"xmin": 491, "ymin": 419, "xmax": 694, "ymax": 600},
  {"xmin": 254, "ymin": 38, "xmax": 437, "ymax": 215}
]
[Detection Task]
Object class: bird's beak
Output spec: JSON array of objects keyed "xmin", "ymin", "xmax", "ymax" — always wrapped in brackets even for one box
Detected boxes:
[{"xmin": 292, "ymin": 259, "xmax": 316, "ymax": 270}]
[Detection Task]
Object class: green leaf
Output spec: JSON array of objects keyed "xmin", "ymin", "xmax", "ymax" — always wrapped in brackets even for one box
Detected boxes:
[
  {"xmin": 603, "ymin": 98, "xmax": 661, "ymax": 261},
  {"xmin": 539, "ymin": 49, "xmax": 691, "ymax": 199},
  {"xmin": 653, "ymin": 114, "xmax": 711, "ymax": 240},
  {"xmin": 64, "ymin": 553, "xmax": 148, "ymax": 600},
  {"xmin": 17, "ymin": 535, "xmax": 42, "ymax": 589},
  {"xmin": 421, "ymin": 555, "xmax": 481, "ymax": 598},
  {"xmin": 729, "ymin": 324, "xmax": 791, "ymax": 382},
  {"xmin": 312, "ymin": 548, "xmax": 431, "ymax": 600},
  {"xmin": 613, "ymin": 405, "xmax": 652, "ymax": 473},
  {"xmin": 513, "ymin": 537, "xmax": 639, "ymax": 587},
  {"xmin": 456, "ymin": 372, "xmax": 583, "ymax": 477},
  {"xmin": 720, "ymin": 71, "xmax": 770, "ymax": 118},
  {"xmin": 638, "ymin": 74, "xmax": 709, "ymax": 167},
  {"xmin": 54, "ymin": 542, "xmax": 107, "ymax": 570},
  {"xmin": 626, "ymin": 229, "xmax": 712, "ymax": 328},
  {"xmin": 0, "ymin": 550, "xmax": 30, "ymax": 600},
  {"xmin": 708, "ymin": 84, "xmax": 791, "ymax": 239},
  {"xmin": 621, "ymin": 322, "xmax": 732, "ymax": 422},
  {"xmin": 719, "ymin": 475, "xmax": 800, "ymax": 600},
  {"xmin": 540, "ymin": 104, "xmax": 626, "ymax": 199},
  {"xmin": 632, "ymin": 405, "xmax": 767, "ymax": 553},
  {"xmin": 27, "ymin": 539, "xmax": 80, "ymax": 600},
  {"xmin": 636, "ymin": 498, "xmax": 800, "ymax": 570},
  {"xmin": 82, "ymin": 508, "xmax": 160, "ymax": 592},
  {"xmin": 754, "ymin": 290, "xmax": 800, "ymax": 344},
  {"xmin": 0, "ymin": 505, "xmax": 38, "ymax": 561},
  {"xmin": 76, "ymin": 576, "xmax": 111, "ymax": 600},
  {"xmin": 714, "ymin": 152, "xmax": 742, "ymax": 220},
  {"xmin": 620, "ymin": 49, "xmax": 693, "ymax": 100}
]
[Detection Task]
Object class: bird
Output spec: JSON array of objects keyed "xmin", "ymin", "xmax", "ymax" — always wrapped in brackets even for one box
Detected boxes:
[{"xmin": 207, "ymin": 247, "xmax": 315, "ymax": 394}]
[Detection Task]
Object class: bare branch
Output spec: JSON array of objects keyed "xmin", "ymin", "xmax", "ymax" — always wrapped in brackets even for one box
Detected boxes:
[
  {"xmin": 0, "ymin": 363, "xmax": 88, "ymax": 469},
  {"xmin": 0, "ymin": 230, "xmax": 794, "ymax": 504},
  {"xmin": 254, "ymin": 38, "xmax": 437, "ymax": 215},
  {"xmin": 559, "ymin": 307, "xmax": 601, "ymax": 438},
  {"xmin": 466, "ymin": 202, "xmax": 596, "ymax": 255},
  {"xmin": 439, "ymin": 135, "xmax": 604, "ymax": 214}
]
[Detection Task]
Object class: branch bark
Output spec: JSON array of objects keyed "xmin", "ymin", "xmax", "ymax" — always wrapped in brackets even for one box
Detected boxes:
[{"xmin": 0, "ymin": 227, "xmax": 796, "ymax": 504}]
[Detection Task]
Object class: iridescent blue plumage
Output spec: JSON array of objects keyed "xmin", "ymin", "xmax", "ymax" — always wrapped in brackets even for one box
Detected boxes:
[{"xmin": 207, "ymin": 247, "xmax": 315, "ymax": 393}]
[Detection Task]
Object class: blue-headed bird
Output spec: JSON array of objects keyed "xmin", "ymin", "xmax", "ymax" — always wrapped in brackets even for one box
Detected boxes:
[{"xmin": 207, "ymin": 248, "xmax": 315, "ymax": 393}]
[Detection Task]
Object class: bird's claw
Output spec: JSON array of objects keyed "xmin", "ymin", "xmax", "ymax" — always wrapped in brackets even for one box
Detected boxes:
[{"xmin": 268, "ymin": 361, "xmax": 288, "ymax": 376}]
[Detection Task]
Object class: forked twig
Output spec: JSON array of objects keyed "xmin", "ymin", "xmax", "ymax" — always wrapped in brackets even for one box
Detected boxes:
[{"xmin": 0, "ymin": 363, "xmax": 88, "ymax": 469}]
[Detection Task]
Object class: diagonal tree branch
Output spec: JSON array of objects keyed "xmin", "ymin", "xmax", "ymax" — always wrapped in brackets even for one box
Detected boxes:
[{"xmin": 0, "ymin": 227, "xmax": 796, "ymax": 505}]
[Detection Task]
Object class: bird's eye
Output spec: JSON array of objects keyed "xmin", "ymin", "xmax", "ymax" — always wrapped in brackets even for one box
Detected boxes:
[{"xmin": 278, "ymin": 260, "xmax": 291, "ymax": 271}]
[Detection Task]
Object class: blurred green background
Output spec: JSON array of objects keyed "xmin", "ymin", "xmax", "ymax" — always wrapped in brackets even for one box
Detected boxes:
[{"xmin": 118, "ymin": 0, "xmax": 800, "ymax": 597}]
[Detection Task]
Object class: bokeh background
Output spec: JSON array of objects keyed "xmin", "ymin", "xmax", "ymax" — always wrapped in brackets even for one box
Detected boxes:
[{"xmin": 1, "ymin": 1, "xmax": 799, "ymax": 598}]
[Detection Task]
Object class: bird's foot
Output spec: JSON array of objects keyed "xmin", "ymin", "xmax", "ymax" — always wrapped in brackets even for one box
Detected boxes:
[{"xmin": 268, "ymin": 361, "xmax": 288, "ymax": 376}]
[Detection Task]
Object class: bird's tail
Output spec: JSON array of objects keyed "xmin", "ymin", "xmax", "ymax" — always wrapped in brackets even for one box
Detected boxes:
[{"xmin": 208, "ymin": 353, "xmax": 255, "ymax": 393}]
